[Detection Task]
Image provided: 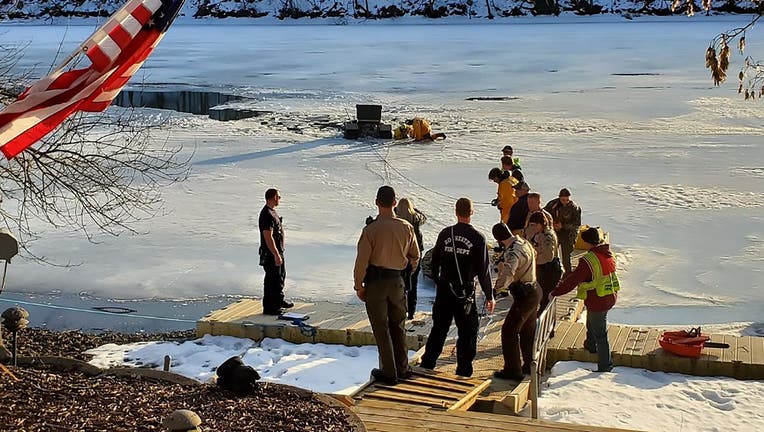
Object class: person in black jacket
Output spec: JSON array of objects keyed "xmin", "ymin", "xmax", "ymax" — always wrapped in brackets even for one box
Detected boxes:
[
  {"xmin": 506, "ymin": 181, "xmax": 530, "ymax": 235},
  {"xmin": 259, "ymin": 188, "xmax": 293, "ymax": 315},
  {"xmin": 419, "ymin": 198, "xmax": 496, "ymax": 377}
]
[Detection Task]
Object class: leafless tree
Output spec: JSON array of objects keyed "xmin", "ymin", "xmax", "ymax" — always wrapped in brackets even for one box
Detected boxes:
[
  {"xmin": 0, "ymin": 43, "xmax": 28, "ymax": 102},
  {"xmin": 0, "ymin": 42, "xmax": 191, "ymax": 259}
]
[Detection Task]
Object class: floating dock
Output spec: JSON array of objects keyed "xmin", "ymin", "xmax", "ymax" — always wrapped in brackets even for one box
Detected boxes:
[
  {"xmin": 197, "ymin": 299, "xmax": 436, "ymax": 349},
  {"xmin": 547, "ymin": 321, "xmax": 764, "ymax": 380}
]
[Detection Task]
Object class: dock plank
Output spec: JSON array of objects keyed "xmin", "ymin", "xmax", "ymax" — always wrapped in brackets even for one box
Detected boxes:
[
  {"xmin": 750, "ymin": 335, "xmax": 764, "ymax": 364},
  {"xmin": 363, "ymin": 389, "xmax": 453, "ymax": 407},
  {"xmin": 735, "ymin": 336, "xmax": 752, "ymax": 363},
  {"xmin": 704, "ymin": 333, "xmax": 725, "ymax": 362},
  {"xmin": 561, "ymin": 322, "xmax": 586, "ymax": 359},
  {"xmin": 621, "ymin": 328, "xmax": 649, "ymax": 368},
  {"xmin": 572, "ymin": 324, "xmax": 589, "ymax": 350},
  {"xmin": 721, "ymin": 334, "xmax": 736, "ymax": 364},
  {"xmin": 642, "ymin": 327, "xmax": 664, "ymax": 372},
  {"xmin": 354, "ymin": 400, "xmax": 638, "ymax": 432},
  {"xmin": 372, "ymin": 382, "xmax": 462, "ymax": 400},
  {"xmin": 610, "ymin": 326, "xmax": 632, "ymax": 365},
  {"xmin": 750, "ymin": 335, "xmax": 764, "ymax": 382},
  {"xmin": 548, "ymin": 321, "xmax": 576, "ymax": 350},
  {"xmin": 362, "ymin": 393, "xmax": 445, "ymax": 407},
  {"xmin": 734, "ymin": 335, "xmax": 753, "ymax": 379},
  {"xmin": 632, "ymin": 328, "xmax": 661, "ymax": 369},
  {"xmin": 606, "ymin": 324, "xmax": 619, "ymax": 348}
]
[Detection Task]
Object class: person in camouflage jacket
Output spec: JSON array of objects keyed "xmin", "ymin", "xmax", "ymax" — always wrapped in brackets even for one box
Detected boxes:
[{"xmin": 544, "ymin": 188, "xmax": 581, "ymax": 274}]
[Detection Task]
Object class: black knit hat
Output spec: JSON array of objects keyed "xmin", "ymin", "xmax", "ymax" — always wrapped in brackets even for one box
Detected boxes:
[
  {"xmin": 581, "ymin": 227, "xmax": 603, "ymax": 245},
  {"xmin": 502, "ymin": 145, "xmax": 513, "ymax": 154},
  {"xmin": 559, "ymin": 188, "xmax": 571, "ymax": 197},
  {"xmin": 492, "ymin": 223, "xmax": 513, "ymax": 242},
  {"xmin": 488, "ymin": 167, "xmax": 503, "ymax": 180}
]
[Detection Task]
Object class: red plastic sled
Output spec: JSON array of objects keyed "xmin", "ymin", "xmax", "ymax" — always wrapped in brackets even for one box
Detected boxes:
[{"xmin": 658, "ymin": 329, "xmax": 710, "ymax": 358}]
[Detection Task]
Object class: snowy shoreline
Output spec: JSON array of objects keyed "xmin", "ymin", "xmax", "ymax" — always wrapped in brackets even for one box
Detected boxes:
[{"xmin": 80, "ymin": 333, "xmax": 764, "ymax": 431}]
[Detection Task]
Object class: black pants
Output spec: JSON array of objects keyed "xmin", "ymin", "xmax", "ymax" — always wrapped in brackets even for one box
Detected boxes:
[
  {"xmin": 537, "ymin": 260, "xmax": 563, "ymax": 315},
  {"xmin": 558, "ymin": 230, "xmax": 576, "ymax": 274},
  {"xmin": 501, "ymin": 283, "xmax": 541, "ymax": 375},
  {"xmin": 420, "ymin": 289, "xmax": 479, "ymax": 377},
  {"xmin": 404, "ymin": 262, "xmax": 422, "ymax": 318},
  {"xmin": 262, "ymin": 258, "xmax": 286, "ymax": 312}
]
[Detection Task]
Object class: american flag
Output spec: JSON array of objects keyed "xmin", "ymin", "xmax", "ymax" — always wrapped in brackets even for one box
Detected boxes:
[{"xmin": 0, "ymin": 0, "xmax": 185, "ymax": 160}]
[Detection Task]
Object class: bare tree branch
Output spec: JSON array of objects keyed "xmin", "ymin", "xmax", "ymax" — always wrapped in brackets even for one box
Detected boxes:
[
  {"xmin": 0, "ymin": 41, "xmax": 192, "ymax": 262},
  {"xmin": 698, "ymin": 2, "xmax": 764, "ymax": 99}
]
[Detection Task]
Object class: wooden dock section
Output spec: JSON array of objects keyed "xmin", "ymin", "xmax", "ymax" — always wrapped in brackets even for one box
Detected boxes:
[
  {"xmin": 420, "ymin": 290, "xmax": 584, "ymax": 414},
  {"xmin": 547, "ymin": 321, "xmax": 764, "ymax": 380},
  {"xmin": 353, "ymin": 399, "xmax": 638, "ymax": 432},
  {"xmin": 196, "ymin": 289, "xmax": 585, "ymax": 414},
  {"xmin": 196, "ymin": 299, "xmax": 436, "ymax": 349},
  {"xmin": 353, "ymin": 368, "xmax": 490, "ymax": 411},
  {"xmin": 345, "ymin": 363, "xmax": 640, "ymax": 431}
]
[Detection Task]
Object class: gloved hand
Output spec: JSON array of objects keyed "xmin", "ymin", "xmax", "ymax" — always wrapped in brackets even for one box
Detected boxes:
[{"xmin": 491, "ymin": 198, "xmax": 498, "ymax": 207}]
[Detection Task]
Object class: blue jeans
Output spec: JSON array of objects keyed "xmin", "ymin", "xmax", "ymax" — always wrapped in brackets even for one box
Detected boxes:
[{"xmin": 586, "ymin": 310, "xmax": 612, "ymax": 371}]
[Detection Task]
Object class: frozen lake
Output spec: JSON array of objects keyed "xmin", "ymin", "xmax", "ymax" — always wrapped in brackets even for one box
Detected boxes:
[{"xmin": 1, "ymin": 19, "xmax": 763, "ymax": 331}]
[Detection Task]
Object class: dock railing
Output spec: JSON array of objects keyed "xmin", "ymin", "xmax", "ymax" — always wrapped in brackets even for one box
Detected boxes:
[{"xmin": 530, "ymin": 296, "xmax": 557, "ymax": 419}]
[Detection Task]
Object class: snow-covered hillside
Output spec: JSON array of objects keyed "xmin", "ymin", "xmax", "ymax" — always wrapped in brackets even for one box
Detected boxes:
[{"xmin": 1, "ymin": 0, "xmax": 762, "ymax": 21}]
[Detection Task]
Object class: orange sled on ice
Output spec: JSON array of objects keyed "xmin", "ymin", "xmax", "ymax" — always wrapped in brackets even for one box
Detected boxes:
[{"xmin": 658, "ymin": 327, "xmax": 729, "ymax": 358}]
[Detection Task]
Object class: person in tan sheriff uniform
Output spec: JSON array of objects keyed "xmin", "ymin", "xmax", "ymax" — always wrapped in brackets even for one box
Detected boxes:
[
  {"xmin": 491, "ymin": 223, "xmax": 541, "ymax": 382},
  {"xmin": 354, "ymin": 186, "xmax": 420, "ymax": 385}
]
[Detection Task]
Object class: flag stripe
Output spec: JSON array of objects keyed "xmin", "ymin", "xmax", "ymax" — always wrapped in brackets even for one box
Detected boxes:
[
  {"xmin": 132, "ymin": 3, "xmax": 154, "ymax": 23},
  {"xmin": 121, "ymin": 14, "xmax": 143, "ymax": 38},
  {"xmin": 82, "ymin": 29, "xmax": 161, "ymax": 111},
  {"xmin": 0, "ymin": 71, "xmax": 115, "ymax": 158},
  {"xmin": 0, "ymin": 72, "xmax": 113, "ymax": 137},
  {"xmin": 82, "ymin": 0, "xmax": 163, "ymax": 70},
  {"xmin": 0, "ymin": 105, "xmax": 79, "ymax": 159},
  {"xmin": 84, "ymin": 46, "xmax": 109, "ymax": 71},
  {"xmin": 109, "ymin": 23, "xmax": 133, "ymax": 49},
  {"xmin": 0, "ymin": 0, "xmax": 184, "ymax": 159},
  {"xmin": 0, "ymin": 69, "xmax": 95, "ymax": 115},
  {"xmin": 98, "ymin": 36, "xmax": 121, "ymax": 60}
]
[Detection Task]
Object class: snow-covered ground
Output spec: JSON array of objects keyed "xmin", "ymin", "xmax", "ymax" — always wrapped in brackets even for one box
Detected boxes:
[
  {"xmin": 86, "ymin": 335, "xmax": 403, "ymax": 394},
  {"xmin": 540, "ymin": 361, "xmax": 764, "ymax": 432},
  {"xmin": 85, "ymin": 336, "xmax": 764, "ymax": 431}
]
